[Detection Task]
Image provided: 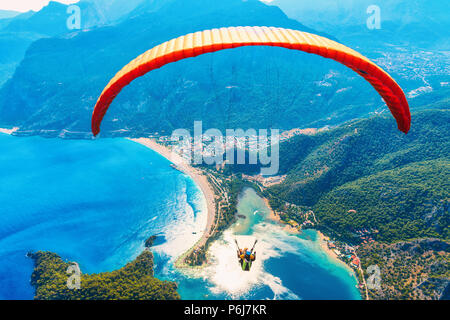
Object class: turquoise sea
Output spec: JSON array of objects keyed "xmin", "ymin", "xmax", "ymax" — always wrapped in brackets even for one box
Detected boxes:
[
  {"xmin": 0, "ymin": 133, "xmax": 206, "ymax": 299},
  {"xmin": 0, "ymin": 133, "xmax": 360, "ymax": 300}
]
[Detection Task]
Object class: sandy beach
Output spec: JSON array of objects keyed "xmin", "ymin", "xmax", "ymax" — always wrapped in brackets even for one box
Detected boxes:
[
  {"xmin": 264, "ymin": 198, "xmax": 300, "ymax": 234},
  {"xmin": 129, "ymin": 138, "xmax": 217, "ymax": 254}
]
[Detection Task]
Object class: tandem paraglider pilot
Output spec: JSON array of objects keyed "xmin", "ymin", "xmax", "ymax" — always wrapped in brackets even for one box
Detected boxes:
[{"xmin": 235, "ymin": 239, "xmax": 257, "ymax": 271}]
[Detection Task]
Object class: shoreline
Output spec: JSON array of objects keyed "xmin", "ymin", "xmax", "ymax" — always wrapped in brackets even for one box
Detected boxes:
[
  {"xmin": 265, "ymin": 200, "xmax": 301, "ymax": 235},
  {"xmin": 0, "ymin": 127, "xmax": 19, "ymax": 135},
  {"xmin": 128, "ymin": 138, "xmax": 216, "ymax": 266},
  {"xmin": 316, "ymin": 230, "xmax": 356, "ymax": 275},
  {"xmin": 3, "ymin": 133, "xmax": 361, "ymax": 298}
]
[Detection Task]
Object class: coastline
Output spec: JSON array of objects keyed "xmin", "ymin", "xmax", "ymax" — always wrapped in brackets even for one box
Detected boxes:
[
  {"xmin": 2, "ymin": 133, "xmax": 362, "ymax": 298},
  {"xmin": 316, "ymin": 230, "xmax": 356, "ymax": 275},
  {"xmin": 264, "ymin": 198, "xmax": 300, "ymax": 234},
  {"xmin": 126, "ymin": 138, "xmax": 358, "ymax": 283},
  {"xmin": 128, "ymin": 138, "xmax": 216, "ymax": 266},
  {"xmin": 0, "ymin": 127, "xmax": 18, "ymax": 135}
]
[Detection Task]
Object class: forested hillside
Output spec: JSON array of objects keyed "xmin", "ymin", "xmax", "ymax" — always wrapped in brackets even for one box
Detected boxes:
[
  {"xmin": 358, "ymin": 239, "xmax": 449, "ymax": 300},
  {"xmin": 314, "ymin": 159, "xmax": 448, "ymax": 242},
  {"xmin": 270, "ymin": 109, "xmax": 449, "ymax": 214},
  {"xmin": 262, "ymin": 108, "xmax": 449, "ymax": 299},
  {"xmin": 30, "ymin": 250, "xmax": 180, "ymax": 300}
]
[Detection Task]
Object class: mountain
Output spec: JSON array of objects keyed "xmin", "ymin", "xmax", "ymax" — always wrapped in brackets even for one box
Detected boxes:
[
  {"xmin": 315, "ymin": 159, "xmax": 448, "ymax": 242},
  {"xmin": 266, "ymin": 109, "xmax": 449, "ymax": 242},
  {"xmin": 270, "ymin": 0, "xmax": 450, "ymax": 47},
  {"xmin": 269, "ymin": 0, "xmax": 450, "ymax": 109},
  {"xmin": 3, "ymin": 2, "xmax": 78, "ymax": 36},
  {"xmin": 0, "ymin": 0, "xmax": 146, "ymax": 87},
  {"xmin": 0, "ymin": 10, "xmax": 20, "ymax": 20},
  {"xmin": 1, "ymin": 1, "xmax": 146, "ymax": 33},
  {"xmin": 0, "ymin": 0, "xmax": 368, "ymax": 136},
  {"xmin": 0, "ymin": 0, "xmax": 448, "ymax": 136},
  {"xmin": 1, "ymin": 0, "xmax": 435, "ymax": 137},
  {"xmin": 0, "ymin": 2, "xmax": 78, "ymax": 87},
  {"xmin": 77, "ymin": 0, "xmax": 147, "ymax": 26},
  {"xmin": 30, "ymin": 250, "xmax": 180, "ymax": 300},
  {"xmin": 257, "ymin": 108, "xmax": 449, "ymax": 300},
  {"xmin": 0, "ymin": 8, "xmax": 39, "ymax": 86}
]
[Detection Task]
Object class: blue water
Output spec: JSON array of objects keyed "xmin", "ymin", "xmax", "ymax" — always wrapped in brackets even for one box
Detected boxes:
[
  {"xmin": 0, "ymin": 134, "xmax": 360, "ymax": 300},
  {"xmin": 0, "ymin": 134, "xmax": 205, "ymax": 299}
]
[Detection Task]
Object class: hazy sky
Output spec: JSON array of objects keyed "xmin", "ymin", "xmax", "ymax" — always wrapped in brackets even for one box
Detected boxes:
[{"xmin": 0, "ymin": 0, "xmax": 79, "ymax": 12}]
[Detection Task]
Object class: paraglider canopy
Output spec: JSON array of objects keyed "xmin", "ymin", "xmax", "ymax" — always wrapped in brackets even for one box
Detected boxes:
[{"xmin": 91, "ymin": 26, "xmax": 411, "ymax": 136}]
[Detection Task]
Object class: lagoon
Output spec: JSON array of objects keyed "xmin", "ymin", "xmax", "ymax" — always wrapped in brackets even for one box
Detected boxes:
[{"xmin": 0, "ymin": 134, "xmax": 360, "ymax": 300}]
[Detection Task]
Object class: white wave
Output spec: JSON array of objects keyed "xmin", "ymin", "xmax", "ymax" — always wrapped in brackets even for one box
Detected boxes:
[
  {"xmin": 153, "ymin": 177, "xmax": 208, "ymax": 261},
  {"xmin": 260, "ymin": 272, "xmax": 300, "ymax": 300}
]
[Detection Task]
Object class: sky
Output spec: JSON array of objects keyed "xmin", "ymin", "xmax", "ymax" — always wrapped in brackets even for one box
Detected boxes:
[{"xmin": 0, "ymin": 0, "xmax": 79, "ymax": 12}]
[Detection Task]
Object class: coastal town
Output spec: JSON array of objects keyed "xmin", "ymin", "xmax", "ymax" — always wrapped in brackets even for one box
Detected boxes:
[{"xmin": 143, "ymin": 125, "xmax": 321, "ymax": 166}]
